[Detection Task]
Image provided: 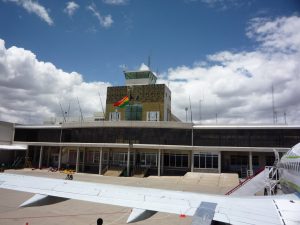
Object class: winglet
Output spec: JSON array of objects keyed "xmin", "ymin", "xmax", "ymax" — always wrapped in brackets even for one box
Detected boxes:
[{"xmin": 126, "ymin": 208, "xmax": 157, "ymax": 223}]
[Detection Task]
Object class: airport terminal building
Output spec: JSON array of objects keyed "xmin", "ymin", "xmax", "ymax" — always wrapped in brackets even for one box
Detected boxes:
[
  {"xmin": 1, "ymin": 70, "xmax": 300, "ymax": 177},
  {"xmin": 12, "ymin": 122, "xmax": 300, "ymax": 177}
]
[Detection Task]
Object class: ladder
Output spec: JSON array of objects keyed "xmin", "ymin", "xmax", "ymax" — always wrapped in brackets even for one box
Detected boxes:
[{"xmin": 264, "ymin": 166, "xmax": 279, "ymax": 195}]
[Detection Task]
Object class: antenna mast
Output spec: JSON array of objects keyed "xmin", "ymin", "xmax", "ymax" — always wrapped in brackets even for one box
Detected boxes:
[
  {"xmin": 77, "ymin": 97, "xmax": 84, "ymax": 122},
  {"xmin": 98, "ymin": 91, "xmax": 105, "ymax": 117},
  {"xmin": 59, "ymin": 102, "xmax": 66, "ymax": 123},
  {"xmin": 189, "ymin": 96, "xmax": 193, "ymax": 123}
]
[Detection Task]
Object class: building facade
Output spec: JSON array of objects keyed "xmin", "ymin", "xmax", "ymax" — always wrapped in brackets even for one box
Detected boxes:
[
  {"xmin": 105, "ymin": 70, "xmax": 172, "ymax": 122},
  {"xmin": 13, "ymin": 122, "xmax": 300, "ymax": 177}
]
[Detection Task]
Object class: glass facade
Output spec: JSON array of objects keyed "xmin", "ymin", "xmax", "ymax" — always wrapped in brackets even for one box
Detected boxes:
[
  {"xmin": 163, "ymin": 153, "xmax": 188, "ymax": 168},
  {"xmin": 125, "ymin": 104, "xmax": 142, "ymax": 121},
  {"xmin": 14, "ymin": 127, "xmax": 300, "ymax": 148},
  {"xmin": 194, "ymin": 153, "xmax": 218, "ymax": 169}
]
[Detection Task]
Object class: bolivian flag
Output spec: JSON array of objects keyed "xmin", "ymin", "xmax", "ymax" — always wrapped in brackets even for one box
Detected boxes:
[{"xmin": 113, "ymin": 96, "xmax": 129, "ymax": 108}]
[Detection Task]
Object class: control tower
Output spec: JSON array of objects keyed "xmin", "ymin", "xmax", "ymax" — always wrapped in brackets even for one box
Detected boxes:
[
  {"xmin": 105, "ymin": 69, "xmax": 175, "ymax": 122},
  {"xmin": 124, "ymin": 70, "xmax": 157, "ymax": 86}
]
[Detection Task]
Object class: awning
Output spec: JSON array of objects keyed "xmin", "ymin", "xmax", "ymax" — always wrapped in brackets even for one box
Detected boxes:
[{"xmin": 0, "ymin": 144, "xmax": 28, "ymax": 151}]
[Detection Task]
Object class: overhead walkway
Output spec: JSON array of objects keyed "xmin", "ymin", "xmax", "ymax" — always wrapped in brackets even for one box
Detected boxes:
[{"xmin": 226, "ymin": 166, "xmax": 279, "ymax": 196}]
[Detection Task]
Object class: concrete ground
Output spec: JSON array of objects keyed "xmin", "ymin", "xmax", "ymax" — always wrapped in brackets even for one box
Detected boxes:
[{"xmin": 0, "ymin": 169, "xmax": 239, "ymax": 225}]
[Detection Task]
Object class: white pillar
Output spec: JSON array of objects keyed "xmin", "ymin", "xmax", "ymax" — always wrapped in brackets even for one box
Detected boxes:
[
  {"xmin": 82, "ymin": 148, "xmax": 85, "ymax": 172},
  {"xmin": 38, "ymin": 146, "xmax": 43, "ymax": 169},
  {"xmin": 218, "ymin": 152, "xmax": 221, "ymax": 173},
  {"xmin": 158, "ymin": 149, "xmax": 161, "ymax": 176},
  {"xmin": 58, "ymin": 147, "xmax": 62, "ymax": 170},
  {"xmin": 191, "ymin": 150, "xmax": 194, "ymax": 172},
  {"xmin": 249, "ymin": 151, "xmax": 253, "ymax": 173},
  {"xmin": 76, "ymin": 147, "xmax": 80, "ymax": 173},
  {"xmin": 47, "ymin": 147, "xmax": 51, "ymax": 167},
  {"xmin": 161, "ymin": 150, "xmax": 164, "ymax": 175},
  {"xmin": 127, "ymin": 145, "xmax": 131, "ymax": 177},
  {"xmin": 99, "ymin": 148, "xmax": 103, "ymax": 175}
]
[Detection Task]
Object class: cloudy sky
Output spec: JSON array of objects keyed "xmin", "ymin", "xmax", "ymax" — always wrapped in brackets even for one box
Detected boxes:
[{"xmin": 0, "ymin": 0, "xmax": 300, "ymax": 124}]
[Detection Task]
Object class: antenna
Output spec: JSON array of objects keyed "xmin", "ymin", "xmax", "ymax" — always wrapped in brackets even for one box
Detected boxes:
[
  {"xmin": 66, "ymin": 102, "xmax": 70, "ymax": 122},
  {"xmin": 189, "ymin": 96, "xmax": 193, "ymax": 123},
  {"xmin": 98, "ymin": 91, "xmax": 105, "ymax": 118},
  {"xmin": 185, "ymin": 107, "xmax": 188, "ymax": 122},
  {"xmin": 284, "ymin": 111, "xmax": 287, "ymax": 124},
  {"xmin": 59, "ymin": 102, "xmax": 66, "ymax": 123},
  {"xmin": 199, "ymin": 100, "xmax": 202, "ymax": 124},
  {"xmin": 272, "ymin": 85, "xmax": 277, "ymax": 124},
  {"xmin": 216, "ymin": 113, "xmax": 218, "ymax": 124},
  {"xmin": 77, "ymin": 97, "xmax": 84, "ymax": 122}
]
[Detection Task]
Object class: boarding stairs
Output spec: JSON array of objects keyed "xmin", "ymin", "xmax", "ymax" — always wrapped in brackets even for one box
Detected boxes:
[
  {"xmin": 226, "ymin": 166, "xmax": 279, "ymax": 196},
  {"xmin": 132, "ymin": 166, "xmax": 149, "ymax": 178},
  {"xmin": 103, "ymin": 166, "xmax": 125, "ymax": 177}
]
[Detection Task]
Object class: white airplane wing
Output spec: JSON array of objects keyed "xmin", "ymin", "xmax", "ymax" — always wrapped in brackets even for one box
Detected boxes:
[{"xmin": 0, "ymin": 173, "xmax": 299, "ymax": 225}]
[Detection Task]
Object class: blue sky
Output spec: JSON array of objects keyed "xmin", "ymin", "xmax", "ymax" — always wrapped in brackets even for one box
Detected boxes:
[
  {"xmin": 1, "ymin": 0, "xmax": 299, "ymax": 84},
  {"xmin": 0, "ymin": 0, "xmax": 300, "ymax": 124}
]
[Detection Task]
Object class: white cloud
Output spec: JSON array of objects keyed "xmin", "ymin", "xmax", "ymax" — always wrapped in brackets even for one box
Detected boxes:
[
  {"xmin": 64, "ymin": 1, "xmax": 79, "ymax": 17},
  {"xmin": 187, "ymin": 0, "xmax": 248, "ymax": 10},
  {"xmin": 103, "ymin": 0, "xmax": 128, "ymax": 5},
  {"xmin": 159, "ymin": 15, "xmax": 300, "ymax": 124},
  {"xmin": 87, "ymin": 3, "xmax": 113, "ymax": 28},
  {"xmin": 0, "ymin": 39, "xmax": 110, "ymax": 124},
  {"xmin": 4, "ymin": 0, "xmax": 53, "ymax": 25},
  {"xmin": 247, "ymin": 16, "xmax": 300, "ymax": 52},
  {"xmin": 139, "ymin": 63, "xmax": 150, "ymax": 71}
]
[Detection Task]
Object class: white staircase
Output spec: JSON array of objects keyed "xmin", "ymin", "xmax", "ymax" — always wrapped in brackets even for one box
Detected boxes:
[{"xmin": 227, "ymin": 166, "xmax": 279, "ymax": 196}]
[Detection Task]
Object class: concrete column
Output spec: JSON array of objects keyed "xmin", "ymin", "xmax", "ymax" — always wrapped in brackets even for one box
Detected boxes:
[
  {"xmin": 38, "ymin": 146, "xmax": 43, "ymax": 169},
  {"xmin": 158, "ymin": 149, "xmax": 161, "ymax": 176},
  {"xmin": 82, "ymin": 148, "xmax": 85, "ymax": 172},
  {"xmin": 47, "ymin": 147, "xmax": 51, "ymax": 167},
  {"xmin": 133, "ymin": 149, "xmax": 136, "ymax": 167},
  {"xmin": 218, "ymin": 152, "xmax": 221, "ymax": 173},
  {"xmin": 99, "ymin": 148, "xmax": 103, "ymax": 175},
  {"xmin": 161, "ymin": 150, "xmax": 164, "ymax": 175},
  {"xmin": 58, "ymin": 147, "xmax": 62, "ymax": 170},
  {"xmin": 191, "ymin": 150, "xmax": 194, "ymax": 172},
  {"xmin": 249, "ymin": 151, "xmax": 253, "ymax": 174},
  {"xmin": 127, "ymin": 145, "xmax": 131, "ymax": 177},
  {"xmin": 76, "ymin": 147, "xmax": 80, "ymax": 173}
]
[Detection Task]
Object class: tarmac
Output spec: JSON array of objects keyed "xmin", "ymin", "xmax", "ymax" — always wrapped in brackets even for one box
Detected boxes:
[{"xmin": 0, "ymin": 169, "xmax": 239, "ymax": 225}]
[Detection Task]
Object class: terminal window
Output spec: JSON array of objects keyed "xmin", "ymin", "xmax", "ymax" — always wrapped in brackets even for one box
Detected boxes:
[{"xmin": 194, "ymin": 153, "xmax": 218, "ymax": 169}]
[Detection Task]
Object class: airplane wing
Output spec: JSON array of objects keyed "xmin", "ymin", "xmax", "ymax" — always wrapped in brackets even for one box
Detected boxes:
[{"xmin": 0, "ymin": 173, "xmax": 299, "ymax": 225}]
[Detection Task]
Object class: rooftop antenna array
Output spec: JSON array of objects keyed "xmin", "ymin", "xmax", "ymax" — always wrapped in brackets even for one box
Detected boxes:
[
  {"xmin": 98, "ymin": 91, "xmax": 105, "ymax": 118},
  {"xmin": 189, "ymin": 96, "xmax": 193, "ymax": 123},
  {"xmin": 77, "ymin": 97, "xmax": 84, "ymax": 123},
  {"xmin": 59, "ymin": 102, "xmax": 66, "ymax": 123},
  {"xmin": 66, "ymin": 102, "xmax": 70, "ymax": 122}
]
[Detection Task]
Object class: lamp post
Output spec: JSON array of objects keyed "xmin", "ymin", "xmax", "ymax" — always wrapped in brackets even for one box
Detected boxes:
[{"xmin": 185, "ymin": 107, "xmax": 188, "ymax": 122}]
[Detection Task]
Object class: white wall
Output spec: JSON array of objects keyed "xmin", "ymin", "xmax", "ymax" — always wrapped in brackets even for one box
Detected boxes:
[{"xmin": 0, "ymin": 121, "xmax": 14, "ymax": 144}]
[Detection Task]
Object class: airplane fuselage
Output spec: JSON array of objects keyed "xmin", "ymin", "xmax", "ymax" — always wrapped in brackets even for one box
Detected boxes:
[{"xmin": 278, "ymin": 143, "xmax": 300, "ymax": 194}]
